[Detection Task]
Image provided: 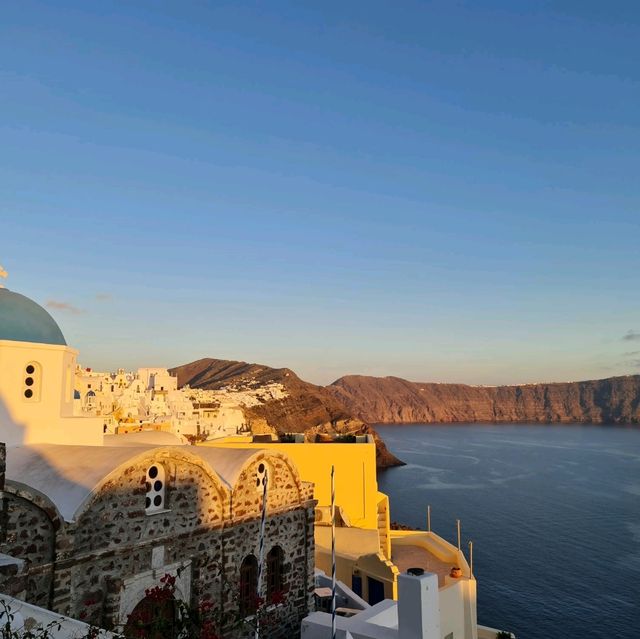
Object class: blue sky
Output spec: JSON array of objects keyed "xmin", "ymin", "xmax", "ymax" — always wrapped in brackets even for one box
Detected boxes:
[{"xmin": 2, "ymin": 1, "xmax": 639, "ymax": 385}]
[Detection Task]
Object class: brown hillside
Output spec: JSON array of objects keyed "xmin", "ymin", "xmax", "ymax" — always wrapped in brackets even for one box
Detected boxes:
[{"xmin": 169, "ymin": 358, "xmax": 404, "ymax": 467}]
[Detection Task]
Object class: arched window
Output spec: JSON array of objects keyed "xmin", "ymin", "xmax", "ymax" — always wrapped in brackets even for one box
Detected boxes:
[
  {"xmin": 239, "ymin": 555, "xmax": 258, "ymax": 616},
  {"xmin": 23, "ymin": 362, "xmax": 41, "ymax": 402},
  {"xmin": 267, "ymin": 546, "xmax": 285, "ymax": 603},
  {"xmin": 145, "ymin": 464, "xmax": 166, "ymax": 514},
  {"xmin": 85, "ymin": 390, "xmax": 96, "ymax": 409}
]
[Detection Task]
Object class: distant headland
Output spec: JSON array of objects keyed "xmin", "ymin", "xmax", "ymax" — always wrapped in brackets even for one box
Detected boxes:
[
  {"xmin": 170, "ymin": 358, "xmax": 640, "ymax": 468},
  {"xmin": 328, "ymin": 373, "xmax": 640, "ymax": 425}
]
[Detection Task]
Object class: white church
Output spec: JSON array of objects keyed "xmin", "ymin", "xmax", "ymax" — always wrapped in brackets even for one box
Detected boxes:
[{"xmin": 0, "ymin": 284, "xmax": 104, "ymax": 447}]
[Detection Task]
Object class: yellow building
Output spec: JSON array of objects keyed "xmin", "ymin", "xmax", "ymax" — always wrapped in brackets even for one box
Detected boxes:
[{"xmin": 201, "ymin": 435, "xmax": 478, "ymax": 638}]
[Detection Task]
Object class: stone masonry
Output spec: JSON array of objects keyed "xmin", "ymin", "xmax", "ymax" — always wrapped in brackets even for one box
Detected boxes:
[{"xmin": 0, "ymin": 445, "xmax": 316, "ymax": 639}]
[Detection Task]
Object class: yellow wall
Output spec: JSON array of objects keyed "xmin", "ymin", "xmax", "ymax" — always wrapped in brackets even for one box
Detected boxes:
[
  {"xmin": 315, "ymin": 548, "xmax": 399, "ymax": 602},
  {"xmin": 202, "ymin": 439, "xmax": 380, "ymax": 528},
  {"xmin": 354, "ymin": 552, "xmax": 399, "ymax": 601}
]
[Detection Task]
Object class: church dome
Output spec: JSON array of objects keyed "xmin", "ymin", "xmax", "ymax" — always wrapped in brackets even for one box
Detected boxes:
[{"xmin": 0, "ymin": 288, "xmax": 67, "ymax": 346}]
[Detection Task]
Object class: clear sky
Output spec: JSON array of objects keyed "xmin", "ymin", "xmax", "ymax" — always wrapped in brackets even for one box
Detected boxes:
[{"xmin": 2, "ymin": 1, "xmax": 639, "ymax": 385}]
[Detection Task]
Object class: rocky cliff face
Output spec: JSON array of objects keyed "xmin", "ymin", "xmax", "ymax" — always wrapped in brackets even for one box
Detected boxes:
[
  {"xmin": 171, "ymin": 358, "xmax": 640, "ymax": 466},
  {"xmin": 328, "ymin": 374, "xmax": 640, "ymax": 424},
  {"xmin": 169, "ymin": 358, "xmax": 404, "ymax": 467}
]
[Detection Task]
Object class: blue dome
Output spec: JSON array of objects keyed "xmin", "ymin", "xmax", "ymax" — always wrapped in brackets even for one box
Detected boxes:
[{"xmin": 0, "ymin": 288, "xmax": 67, "ymax": 346}]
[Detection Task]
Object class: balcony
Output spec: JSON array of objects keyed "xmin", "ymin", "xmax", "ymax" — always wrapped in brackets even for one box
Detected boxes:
[{"xmin": 389, "ymin": 530, "xmax": 472, "ymax": 589}]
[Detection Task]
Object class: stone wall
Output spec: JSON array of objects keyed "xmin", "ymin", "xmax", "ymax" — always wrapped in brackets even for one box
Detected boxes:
[
  {"xmin": 232, "ymin": 452, "xmax": 305, "ymax": 519},
  {"xmin": 72, "ymin": 451, "xmax": 228, "ymax": 554},
  {"xmin": 0, "ymin": 491, "xmax": 56, "ymax": 607},
  {"xmin": 1, "ymin": 448, "xmax": 316, "ymax": 638}
]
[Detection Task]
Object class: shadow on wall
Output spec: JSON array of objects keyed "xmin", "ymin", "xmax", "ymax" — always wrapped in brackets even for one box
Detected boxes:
[
  {"xmin": 0, "ymin": 445, "xmax": 311, "ymax": 636},
  {"xmin": 0, "ymin": 395, "xmax": 26, "ymax": 446}
]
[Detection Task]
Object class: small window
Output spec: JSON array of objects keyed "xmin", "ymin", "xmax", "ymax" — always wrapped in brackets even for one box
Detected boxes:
[
  {"xmin": 239, "ymin": 555, "xmax": 258, "ymax": 616},
  {"xmin": 23, "ymin": 362, "xmax": 41, "ymax": 402},
  {"xmin": 256, "ymin": 462, "xmax": 268, "ymax": 493},
  {"xmin": 145, "ymin": 464, "xmax": 166, "ymax": 514}
]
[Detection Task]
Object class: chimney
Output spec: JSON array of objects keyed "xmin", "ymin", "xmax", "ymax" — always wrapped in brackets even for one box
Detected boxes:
[{"xmin": 397, "ymin": 568, "xmax": 440, "ymax": 639}]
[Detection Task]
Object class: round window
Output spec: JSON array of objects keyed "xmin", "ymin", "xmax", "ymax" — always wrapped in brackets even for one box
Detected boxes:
[
  {"xmin": 148, "ymin": 466, "xmax": 158, "ymax": 479},
  {"xmin": 24, "ymin": 389, "xmax": 33, "ymax": 399},
  {"xmin": 26, "ymin": 364, "xmax": 35, "ymax": 374}
]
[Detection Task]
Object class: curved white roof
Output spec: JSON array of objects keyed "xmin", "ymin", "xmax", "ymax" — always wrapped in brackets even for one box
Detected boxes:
[{"xmin": 5, "ymin": 444, "xmax": 268, "ymax": 522}]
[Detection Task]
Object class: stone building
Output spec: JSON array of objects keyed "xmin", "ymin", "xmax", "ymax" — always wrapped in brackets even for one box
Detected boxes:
[
  {"xmin": 1, "ymin": 443, "xmax": 316, "ymax": 638},
  {"xmin": 0, "ymin": 280, "xmax": 316, "ymax": 638}
]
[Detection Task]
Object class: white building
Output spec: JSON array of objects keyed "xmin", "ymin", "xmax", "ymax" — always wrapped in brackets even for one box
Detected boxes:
[
  {"xmin": 0, "ymin": 287, "xmax": 103, "ymax": 446},
  {"xmin": 74, "ymin": 365, "xmax": 246, "ymax": 440},
  {"xmin": 303, "ymin": 569, "xmax": 512, "ymax": 639}
]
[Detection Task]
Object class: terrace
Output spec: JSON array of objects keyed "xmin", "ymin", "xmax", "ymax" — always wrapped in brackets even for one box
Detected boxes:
[{"xmin": 389, "ymin": 530, "xmax": 472, "ymax": 589}]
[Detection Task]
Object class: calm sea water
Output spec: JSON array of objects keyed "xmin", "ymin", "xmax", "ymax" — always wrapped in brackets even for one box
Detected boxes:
[{"xmin": 375, "ymin": 424, "xmax": 640, "ymax": 639}]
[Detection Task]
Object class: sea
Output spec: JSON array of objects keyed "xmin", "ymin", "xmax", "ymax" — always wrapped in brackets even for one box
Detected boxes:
[{"xmin": 375, "ymin": 423, "xmax": 640, "ymax": 639}]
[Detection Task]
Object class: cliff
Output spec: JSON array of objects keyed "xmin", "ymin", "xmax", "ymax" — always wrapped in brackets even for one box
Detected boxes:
[
  {"xmin": 169, "ymin": 358, "xmax": 404, "ymax": 467},
  {"xmin": 171, "ymin": 358, "xmax": 640, "ymax": 466},
  {"xmin": 328, "ymin": 374, "xmax": 640, "ymax": 424}
]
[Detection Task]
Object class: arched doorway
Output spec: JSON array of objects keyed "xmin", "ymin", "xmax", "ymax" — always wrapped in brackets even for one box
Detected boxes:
[{"xmin": 123, "ymin": 593, "xmax": 177, "ymax": 638}]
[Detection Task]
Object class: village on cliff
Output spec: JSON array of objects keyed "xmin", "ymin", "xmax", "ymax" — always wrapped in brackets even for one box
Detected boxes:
[{"xmin": 0, "ymin": 270, "xmax": 514, "ymax": 639}]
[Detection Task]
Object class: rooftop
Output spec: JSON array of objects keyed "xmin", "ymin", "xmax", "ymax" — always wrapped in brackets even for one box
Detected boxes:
[
  {"xmin": 391, "ymin": 545, "xmax": 452, "ymax": 588},
  {"xmin": 0, "ymin": 288, "xmax": 66, "ymax": 346},
  {"xmin": 5, "ymin": 444, "xmax": 267, "ymax": 521}
]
